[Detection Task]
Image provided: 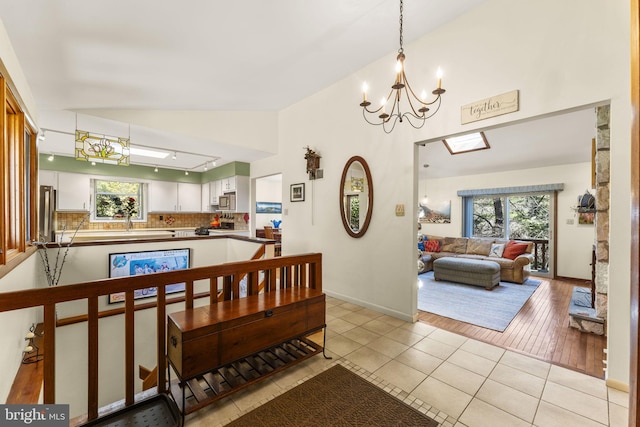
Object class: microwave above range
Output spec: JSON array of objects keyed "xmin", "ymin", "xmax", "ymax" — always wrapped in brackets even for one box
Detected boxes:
[{"xmin": 217, "ymin": 193, "xmax": 236, "ymax": 210}]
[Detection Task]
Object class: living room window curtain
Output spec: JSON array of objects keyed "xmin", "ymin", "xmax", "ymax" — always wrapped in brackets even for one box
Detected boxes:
[{"xmin": 459, "ymin": 183, "xmax": 564, "ymax": 237}]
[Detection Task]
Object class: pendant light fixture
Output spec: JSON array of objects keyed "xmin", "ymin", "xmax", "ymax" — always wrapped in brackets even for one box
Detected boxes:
[{"xmin": 359, "ymin": 0, "xmax": 445, "ymax": 133}]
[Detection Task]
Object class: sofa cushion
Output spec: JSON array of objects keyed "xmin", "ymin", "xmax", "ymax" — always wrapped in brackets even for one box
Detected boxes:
[
  {"xmin": 503, "ymin": 240, "xmax": 530, "ymax": 260},
  {"xmin": 466, "ymin": 239, "xmax": 493, "ymax": 256},
  {"xmin": 440, "ymin": 237, "xmax": 467, "ymax": 253},
  {"xmin": 489, "ymin": 243, "xmax": 505, "ymax": 257},
  {"xmin": 424, "ymin": 240, "xmax": 441, "ymax": 252}
]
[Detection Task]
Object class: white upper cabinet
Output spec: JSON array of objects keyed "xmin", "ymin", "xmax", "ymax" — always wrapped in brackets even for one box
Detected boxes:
[
  {"xmin": 148, "ymin": 181, "xmax": 178, "ymax": 212},
  {"xmin": 209, "ymin": 180, "xmax": 223, "ymax": 205},
  {"xmin": 39, "ymin": 170, "xmax": 57, "ymax": 188},
  {"xmin": 57, "ymin": 172, "xmax": 91, "ymax": 211},
  {"xmin": 148, "ymin": 181, "xmax": 202, "ymax": 212},
  {"xmin": 201, "ymin": 182, "xmax": 211, "ymax": 212},
  {"xmin": 221, "ymin": 176, "xmax": 236, "ymax": 192},
  {"xmin": 177, "ymin": 182, "xmax": 202, "ymax": 212},
  {"xmin": 234, "ymin": 176, "xmax": 250, "ymax": 212}
]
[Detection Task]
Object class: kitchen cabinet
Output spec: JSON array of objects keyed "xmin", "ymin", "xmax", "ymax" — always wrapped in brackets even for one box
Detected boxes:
[
  {"xmin": 206, "ymin": 175, "xmax": 249, "ymax": 211},
  {"xmin": 177, "ymin": 182, "xmax": 202, "ymax": 212},
  {"xmin": 149, "ymin": 181, "xmax": 201, "ymax": 212},
  {"xmin": 39, "ymin": 170, "xmax": 57, "ymax": 188},
  {"xmin": 221, "ymin": 177, "xmax": 236, "ymax": 192},
  {"xmin": 234, "ymin": 175, "xmax": 250, "ymax": 212},
  {"xmin": 57, "ymin": 172, "xmax": 91, "ymax": 211},
  {"xmin": 209, "ymin": 180, "xmax": 223, "ymax": 205},
  {"xmin": 201, "ymin": 183, "xmax": 211, "ymax": 212},
  {"xmin": 148, "ymin": 181, "xmax": 178, "ymax": 212}
]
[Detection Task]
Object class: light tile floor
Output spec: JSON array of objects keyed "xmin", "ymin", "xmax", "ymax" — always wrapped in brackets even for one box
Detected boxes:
[{"xmin": 187, "ymin": 296, "xmax": 628, "ymax": 427}]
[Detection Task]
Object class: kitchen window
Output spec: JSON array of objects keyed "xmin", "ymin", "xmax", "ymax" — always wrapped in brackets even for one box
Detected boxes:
[{"xmin": 93, "ymin": 179, "xmax": 145, "ymax": 221}]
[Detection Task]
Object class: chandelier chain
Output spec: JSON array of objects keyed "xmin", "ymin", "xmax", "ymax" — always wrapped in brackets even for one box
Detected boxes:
[{"xmin": 398, "ymin": 0, "xmax": 404, "ymax": 53}]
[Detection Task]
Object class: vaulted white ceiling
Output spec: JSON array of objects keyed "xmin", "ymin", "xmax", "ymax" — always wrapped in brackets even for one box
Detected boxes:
[{"xmin": 0, "ymin": 1, "xmax": 594, "ymax": 175}]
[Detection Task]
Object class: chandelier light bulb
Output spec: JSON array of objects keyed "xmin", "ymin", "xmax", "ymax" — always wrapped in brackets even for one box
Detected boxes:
[
  {"xmin": 362, "ymin": 82, "xmax": 368, "ymax": 102},
  {"xmin": 436, "ymin": 67, "xmax": 443, "ymax": 89},
  {"xmin": 395, "ymin": 60, "xmax": 403, "ymax": 73}
]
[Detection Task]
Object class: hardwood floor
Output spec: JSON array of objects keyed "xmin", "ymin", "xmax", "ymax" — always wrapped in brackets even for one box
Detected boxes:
[{"xmin": 418, "ymin": 277, "xmax": 607, "ymax": 379}]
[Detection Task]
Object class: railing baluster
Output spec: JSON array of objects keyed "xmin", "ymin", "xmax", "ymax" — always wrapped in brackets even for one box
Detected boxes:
[
  {"xmin": 88, "ymin": 296, "xmax": 99, "ymax": 420},
  {"xmin": 156, "ymin": 286, "xmax": 166, "ymax": 394},
  {"xmin": 185, "ymin": 280, "xmax": 194, "ymax": 310},
  {"xmin": 43, "ymin": 303, "xmax": 56, "ymax": 404},
  {"xmin": 125, "ymin": 290, "xmax": 135, "ymax": 406}
]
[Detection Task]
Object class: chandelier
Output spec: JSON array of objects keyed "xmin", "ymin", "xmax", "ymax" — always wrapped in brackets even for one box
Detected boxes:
[{"xmin": 359, "ymin": 0, "xmax": 445, "ymax": 133}]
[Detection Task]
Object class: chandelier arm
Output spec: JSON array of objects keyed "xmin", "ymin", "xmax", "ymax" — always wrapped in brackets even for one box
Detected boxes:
[
  {"xmin": 361, "ymin": 109, "xmax": 389, "ymax": 126},
  {"xmin": 401, "ymin": 112, "xmax": 428, "ymax": 130},
  {"xmin": 382, "ymin": 114, "xmax": 401, "ymax": 134},
  {"xmin": 403, "ymin": 75, "xmax": 442, "ymax": 107}
]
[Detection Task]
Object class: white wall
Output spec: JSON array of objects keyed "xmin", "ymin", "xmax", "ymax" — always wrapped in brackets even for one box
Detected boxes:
[
  {"xmin": 251, "ymin": 0, "xmax": 630, "ymax": 385},
  {"xmin": 420, "ymin": 162, "xmax": 595, "ymax": 280}
]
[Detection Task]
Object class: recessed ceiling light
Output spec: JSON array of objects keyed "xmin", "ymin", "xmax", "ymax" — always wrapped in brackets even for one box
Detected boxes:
[
  {"xmin": 443, "ymin": 132, "xmax": 490, "ymax": 155},
  {"xmin": 129, "ymin": 147, "xmax": 170, "ymax": 159}
]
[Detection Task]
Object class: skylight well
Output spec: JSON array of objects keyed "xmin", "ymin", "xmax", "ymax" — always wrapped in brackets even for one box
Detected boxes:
[{"xmin": 443, "ymin": 132, "xmax": 489, "ymax": 155}]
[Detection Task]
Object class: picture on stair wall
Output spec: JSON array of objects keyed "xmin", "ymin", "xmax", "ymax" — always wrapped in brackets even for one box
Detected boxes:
[
  {"xmin": 419, "ymin": 200, "xmax": 451, "ymax": 224},
  {"xmin": 108, "ymin": 248, "xmax": 191, "ymax": 303}
]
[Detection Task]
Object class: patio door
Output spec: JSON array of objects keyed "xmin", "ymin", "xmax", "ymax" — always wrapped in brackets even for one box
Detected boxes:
[{"xmin": 463, "ymin": 192, "xmax": 555, "ymax": 278}]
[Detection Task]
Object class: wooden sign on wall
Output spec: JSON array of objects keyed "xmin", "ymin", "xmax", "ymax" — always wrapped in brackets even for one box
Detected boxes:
[{"xmin": 461, "ymin": 90, "xmax": 519, "ymax": 124}]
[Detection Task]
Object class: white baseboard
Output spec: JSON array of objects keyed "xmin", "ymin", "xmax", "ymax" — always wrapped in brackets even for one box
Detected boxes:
[{"xmin": 323, "ymin": 290, "xmax": 415, "ymax": 323}]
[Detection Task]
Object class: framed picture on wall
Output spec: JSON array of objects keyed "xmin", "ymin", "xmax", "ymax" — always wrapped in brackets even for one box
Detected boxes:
[{"xmin": 290, "ymin": 183, "xmax": 305, "ymax": 202}]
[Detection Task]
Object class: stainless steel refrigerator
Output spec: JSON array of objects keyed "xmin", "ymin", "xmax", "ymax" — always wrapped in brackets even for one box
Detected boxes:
[{"xmin": 38, "ymin": 185, "xmax": 56, "ymax": 242}]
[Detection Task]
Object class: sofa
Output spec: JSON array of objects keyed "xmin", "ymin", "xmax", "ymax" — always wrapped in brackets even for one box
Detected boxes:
[{"xmin": 418, "ymin": 236, "xmax": 534, "ymax": 284}]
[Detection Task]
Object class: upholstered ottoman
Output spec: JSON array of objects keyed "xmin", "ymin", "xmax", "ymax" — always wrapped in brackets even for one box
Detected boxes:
[{"xmin": 433, "ymin": 257, "xmax": 500, "ymax": 290}]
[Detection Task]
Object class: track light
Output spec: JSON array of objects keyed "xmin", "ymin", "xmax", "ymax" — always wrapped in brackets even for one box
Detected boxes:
[
  {"xmin": 172, "ymin": 152, "xmax": 177, "ymax": 160},
  {"xmin": 185, "ymin": 170, "xmax": 189, "ymax": 175},
  {"xmin": 204, "ymin": 164, "xmax": 208, "ymax": 171},
  {"xmin": 47, "ymin": 153, "xmax": 54, "ymax": 161},
  {"xmin": 154, "ymin": 166, "xmax": 158, "ymax": 172},
  {"xmin": 38, "ymin": 131, "xmax": 46, "ymax": 141},
  {"xmin": 212, "ymin": 160, "xmax": 217, "ymax": 167}
]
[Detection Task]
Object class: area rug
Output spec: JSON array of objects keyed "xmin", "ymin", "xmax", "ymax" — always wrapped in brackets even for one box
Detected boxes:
[
  {"xmin": 418, "ymin": 271, "xmax": 541, "ymax": 332},
  {"xmin": 226, "ymin": 364, "xmax": 438, "ymax": 427}
]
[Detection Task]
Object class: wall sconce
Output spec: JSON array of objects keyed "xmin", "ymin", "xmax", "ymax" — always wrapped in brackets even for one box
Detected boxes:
[
  {"xmin": 304, "ymin": 146, "xmax": 322, "ymax": 180},
  {"xmin": 22, "ymin": 324, "xmax": 43, "ymax": 364}
]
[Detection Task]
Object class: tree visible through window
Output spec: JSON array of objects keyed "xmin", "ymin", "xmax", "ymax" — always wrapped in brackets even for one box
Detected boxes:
[
  {"xmin": 472, "ymin": 194, "xmax": 549, "ymax": 240},
  {"xmin": 94, "ymin": 180, "xmax": 143, "ymax": 220}
]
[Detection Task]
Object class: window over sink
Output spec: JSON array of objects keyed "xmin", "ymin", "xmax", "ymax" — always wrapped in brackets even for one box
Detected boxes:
[{"xmin": 93, "ymin": 179, "xmax": 145, "ymax": 222}]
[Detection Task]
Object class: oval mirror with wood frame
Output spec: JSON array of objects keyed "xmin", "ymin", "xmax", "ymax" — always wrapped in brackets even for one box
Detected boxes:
[{"xmin": 340, "ymin": 156, "xmax": 373, "ymax": 238}]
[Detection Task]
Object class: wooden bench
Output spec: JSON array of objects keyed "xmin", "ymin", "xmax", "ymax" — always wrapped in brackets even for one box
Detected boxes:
[{"xmin": 167, "ymin": 287, "xmax": 328, "ymax": 416}]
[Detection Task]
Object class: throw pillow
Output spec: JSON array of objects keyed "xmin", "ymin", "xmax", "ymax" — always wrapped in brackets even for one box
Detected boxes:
[
  {"xmin": 440, "ymin": 237, "xmax": 467, "ymax": 253},
  {"xmin": 503, "ymin": 240, "xmax": 529, "ymax": 260},
  {"xmin": 489, "ymin": 243, "xmax": 505, "ymax": 258},
  {"xmin": 466, "ymin": 239, "xmax": 493, "ymax": 256},
  {"xmin": 424, "ymin": 240, "xmax": 440, "ymax": 252},
  {"xmin": 418, "ymin": 241, "xmax": 425, "ymax": 251}
]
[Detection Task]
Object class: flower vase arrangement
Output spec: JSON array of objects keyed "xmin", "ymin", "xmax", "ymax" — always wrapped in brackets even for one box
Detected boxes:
[
  {"xmin": 270, "ymin": 219, "xmax": 282, "ymax": 229},
  {"xmin": 113, "ymin": 197, "xmax": 138, "ymax": 231},
  {"xmin": 33, "ymin": 213, "xmax": 89, "ymax": 287}
]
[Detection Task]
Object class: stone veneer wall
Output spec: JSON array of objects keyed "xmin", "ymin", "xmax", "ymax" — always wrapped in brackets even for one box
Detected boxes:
[
  {"xmin": 54, "ymin": 211, "xmax": 250, "ymax": 231},
  {"xmin": 595, "ymin": 105, "xmax": 610, "ymax": 322}
]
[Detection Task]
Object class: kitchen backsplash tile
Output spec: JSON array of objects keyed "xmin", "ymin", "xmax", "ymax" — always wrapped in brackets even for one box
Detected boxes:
[{"xmin": 55, "ymin": 212, "xmax": 250, "ymax": 231}]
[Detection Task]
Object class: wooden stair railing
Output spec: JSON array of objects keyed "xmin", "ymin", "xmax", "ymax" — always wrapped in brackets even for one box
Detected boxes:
[{"xmin": 0, "ymin": 252, "xmax": 322, "ymax": 423}]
